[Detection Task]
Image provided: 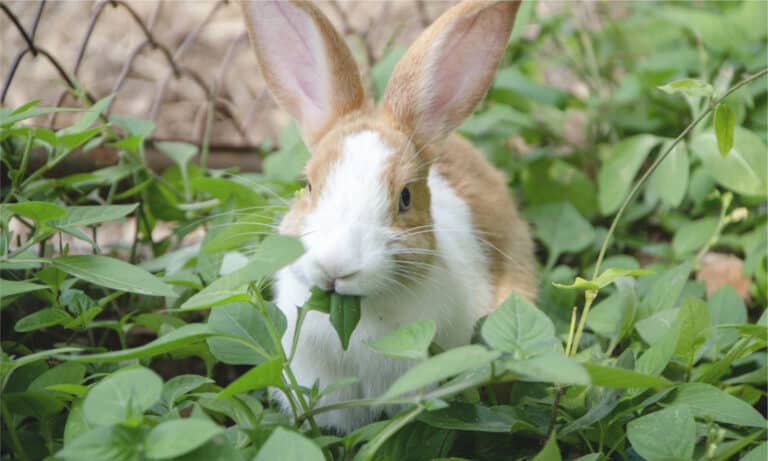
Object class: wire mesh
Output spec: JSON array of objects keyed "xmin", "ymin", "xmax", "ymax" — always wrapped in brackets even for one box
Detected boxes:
[{"xmin": 1, "ymin": 0, "xmax": 449, "ymax": 172}]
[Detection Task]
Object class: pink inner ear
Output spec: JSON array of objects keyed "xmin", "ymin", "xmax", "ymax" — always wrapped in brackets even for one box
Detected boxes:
[
  {"xmin": 425, "ymin": 7, "xmax": 509, "ymax": 129},
  {"xmin": 252, "ymin": 1, "xmax": 327, "ymax": 118}
]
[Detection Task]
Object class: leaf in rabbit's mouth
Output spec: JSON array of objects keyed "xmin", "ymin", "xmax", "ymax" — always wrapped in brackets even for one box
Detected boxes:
[{"xmin": 304, "ymin": 287, "xmax": 362, "ymax": 351}]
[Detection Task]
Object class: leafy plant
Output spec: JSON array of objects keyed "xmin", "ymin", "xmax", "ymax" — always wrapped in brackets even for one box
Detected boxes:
[{"xmin": 1, "ymin": 1, "xmax": 766, "ymax": 460}]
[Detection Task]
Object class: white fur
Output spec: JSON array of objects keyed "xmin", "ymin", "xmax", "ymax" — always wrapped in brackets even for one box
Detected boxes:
[{"xmin": 273, "ymin": 131, "xmax": 492, "ymax": 432}]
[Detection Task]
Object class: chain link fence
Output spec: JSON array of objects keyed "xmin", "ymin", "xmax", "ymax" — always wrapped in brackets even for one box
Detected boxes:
[{"xmin": 1, "ymin": 0, "xmax": 453, "ymax": 173}]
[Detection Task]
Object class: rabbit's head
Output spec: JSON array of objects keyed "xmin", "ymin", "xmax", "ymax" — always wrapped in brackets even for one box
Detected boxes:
[{"xmin": 241, "ymin": 0, "xmax": 520, "ymax": 296}]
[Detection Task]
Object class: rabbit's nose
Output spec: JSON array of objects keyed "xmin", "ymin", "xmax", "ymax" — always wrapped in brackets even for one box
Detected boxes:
[{"xmin": 317, "ymin": 261, "xmax": 360, "ymax": 290}]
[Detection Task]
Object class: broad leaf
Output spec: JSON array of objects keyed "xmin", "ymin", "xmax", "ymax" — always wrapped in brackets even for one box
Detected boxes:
[
  {"xmin": 648, "ymin": 140, "xmax": 689, "ymax": 208},
  {"xmin": 57, "ymin": 425, "xmax": 143, "ymax": 461},
  {"xmin": 481, "ymin": 293, "xmax": 559, "ymax": 359},
  {"xmin": 583, "ymin": 364, "xmax": 670, "ymax": 389},
  {"xmin": 255, "ymin": 427, "xmax": 323, "ymax": 461},
  {"xmin": 218, "ymin": 358, "xmax": 284, "ymax": 399},
  {"xmin": 598, "ymin": 135, "xmax": 660, "ymax": 215},
  {"xmin": 180, "ymin": 235, "xmax": 303, "ymax": 310},
  {"xmin": 532, "ymin": 432, "xmax": 562, "ymax": 461},
  {"xmin": 83, "ymin": 367, "xmax": 162, "ymax": 426},
  {"xmin": 657, "ymin": 78, "xmax": 713, "ymax": 97},
  {"xmin": 330, "ymin": 293, "xmax": 362, "ymax": 351},
  {"xmin": 65, "ymin": 324, "xmax": 216, "ymax": 363},
  {"xmin": 526, "ymin": 201, "xmax": 595, "ymax": 264},
  {"xmin": 627, "ymin": 406, "xmax": 695, "ymax": 461},
  {"xmin": 381, "ymin": 346, "xmax": 500, "ymax": 400},
  {"xmin": 55, "ymin": 204, "xmax": 138, "ymax": 227},
  {"xmin": 53, "ymin": 255, "xmax": 175, "ymax": 297},
  {"xmin": 145, "ymin": 419, "xmax": 223, "ymax": 460},
  {"xmin": 367, "ymin": 320, "xmax": 436, "ymax": 360},
  {"xmin": 0, "ymin": 279, "xmax": 49, "ymax": 298},
  {"xmin": 669, "ymin": 383, "xmax": 767, "ymax": 428},
  {"xmin": 691, "ymin": 128, "xmax": 767, "ymax": 197},
  {"xmin": 672, "ymin": 217, "xmax": 718, "ymax": 257},
  {"xmin": 206, "ymin": 302, "xmax": 285, "ymax": 365},
  {"xmin": 714, "ymin": 103, "xmax": 736, "ymax": 157},
  {"xmin": 505, "ymin": 353, "xmax": 590, "ymax": 385}
]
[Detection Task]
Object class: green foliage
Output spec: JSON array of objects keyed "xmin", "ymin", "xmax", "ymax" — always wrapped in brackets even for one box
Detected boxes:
[{"xmin": 1, "ymin": 1, "xmax": 766, "ymax": 460}]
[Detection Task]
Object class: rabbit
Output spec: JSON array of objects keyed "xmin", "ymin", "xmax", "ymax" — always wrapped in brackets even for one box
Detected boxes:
[{"xmin": 240, "ymin": 0, "xmax": 536, "ymax": 432}]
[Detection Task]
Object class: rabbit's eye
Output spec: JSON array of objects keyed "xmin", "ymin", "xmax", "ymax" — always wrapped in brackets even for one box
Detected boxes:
[
  {"xmin": 398, "ymin": 187, "xmax": 411, "ymax": 213},
  {"xmin": 307, "ymin": 183, "xmax": 312, "ymax": 194}
]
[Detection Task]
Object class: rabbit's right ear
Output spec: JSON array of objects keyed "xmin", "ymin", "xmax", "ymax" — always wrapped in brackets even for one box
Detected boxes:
[{"xmin": 240, "ymin": 0, "xmax": 365, "ymax": 145}]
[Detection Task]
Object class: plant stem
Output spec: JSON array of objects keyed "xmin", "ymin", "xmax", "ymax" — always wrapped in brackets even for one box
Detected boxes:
[
  {"xmin": 695, "ymin": 192, "xmax": 732, "ymax": 264},
  {"xmin": 1, "ymin": 400, "xmax": 29, "ymax": 461},
  {"xmin": 288, "ymin": 306, "xmax": 308, "ymax": 364},
  {"xmin": 251, "ymin": 289, "xmax": 321, "ymax": 435}
]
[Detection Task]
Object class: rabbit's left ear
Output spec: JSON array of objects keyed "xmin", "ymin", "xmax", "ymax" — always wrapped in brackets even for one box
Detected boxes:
[
  {"xmin": 240, "ymin": 0, "xmax": 365, "ymax": 145},
  {"xmin": 381, "ymin": 1, "xmax": 520, "ymax": 144}
]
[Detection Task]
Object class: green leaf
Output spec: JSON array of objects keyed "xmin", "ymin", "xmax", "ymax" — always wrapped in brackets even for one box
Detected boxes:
[
  {"xmin": 587, "ymin": 289, "xmax": 637, "ymax": 341},
  {"xmin": 206, "ymin": 302, "xmax": 285, "ymax": 365},
  {"xmin": 83, "ymin": 366, "xmax": 162, "ymax": 426},
  {"xmin": 674, "ymin": 298, "xmax": 711, "ymax": 366},
  {"xmin": 657, "ymin": 78, "xmax": 714, "ymax": 97},
  {"xmin": 418, "ymin": 403, "xmax": 512, "ymax": 433},
  {"xmin": 57, "ymin": 425, "xmax": 143, "ymax": 461},
  {"xmin": 593, "ymin": 268, "xmax": 653, "ymax": 288},
  {"xmin": 4, "ymin": 390, "xmax": 64, "ymax": 417},
  {"xmin": 505, "ymin": 353, "xmax": 590, "ymax": 385},
  {"xmin": 217, "ymin": 358, "xmax": 283, "ymax": 399},
  {"xmin": 481, "ymin": 293, "xmax": 559, "ymax": 359},
  {"xmin": 255, "ymin": 427, "xmax": 324, "ymax": 461},
  {"xmin": 552, "ymin": 277, "xmax": 598, "ymax": 291},
  {"xmin": 557, "ymin": 268, "xmax": 653, "ymax": 292},
  {"xmin": 648, "ymin": 140, "xmax": 689, "ymax": 208},
  {"xmin": 532, "ymin": 432, "xmax": 561, "ymax": 461},
  {"xmin": 65, "ymin": 324, "xmax": 216, "ymax": 363},
  {"xmin": 15, "ymin": 307, "xmax": 72, "ymax": 332},
  {"xmin": 111, "ymin": 115, "xmax": 155, "ymax": 139},
  {"xmin": 154, "ymin": 141, "xmax": 197, "ymax": 166},
  {"xmin": 0, "ymin": 105, "xmax": 81, "ymax": 128},
  {"xmin": 367, "ymin": 320, "xmax": 436, "ymax": 360},
  {"xmin": 691, "ymin": 128, "xmax": 767, "ymax": 197},
  {"xmin": 380, "ymin": 346, "xmax": 500, "ymax": 400},
  {"xmin": 55, "ymin": 204, "xmax": 138, "ymax": 227},
  {"xmin": 672, "ymin": 217, "xmax": 718, "ymax": 257},
  {"xmin": 637, "ymin": 262, "xmax": 692, "ymax": 319},
  {"xmin": 526, "ymin": 201, "xmax": 595, "ymax": 264},
  {"xmin": 145, "ymin": 419, "xmax": 223, "ymax": 460},
  {"xmin": 598, "ymin": 135, "xmax": 660, "ymax": 215},
  {"xmin": 714, "ymin": 103, "xmax": 736, "ymax": 157},
  {"xmin": 743, "ymin": 443, "xmax": 767, "ymax": 461},
  {"xmin": 52, "ymin": 255, "xmax": 175, "ymax": 297},
  {"xmin": 627, "ymin": 406, "xmax": 695, "ymax": 461},
  {"xmin": 330, "ymin": 293, "xmax": 362, "ymax": 351},
  {"xmin": 58, "ymin": 95, "xmax": 114, "ymax": 135},
  {"xmin": 669, "ymin": 383, "xmax": 767, "ymax": 428},
  {"xmin": 161, "ymin": 375, "xmax": 214, "ymax": 408},
  {"xmin": 583, "ymin": 364, "xmax": 670, "ymax": 389},
  {"xmin": 29, "ymin": 362, "xmax": 86, "ymax": 391},
  {"xmin": 707, "ymin": 286, "xmax": 747, "ymax": 350},
  {"xmin": 6, "ymin": 201, "xmax": 66, "ymax": 223},
  {"xmin": 0, "ymin": 279, "xmax": 49, "ymax": 298},
  {"xmin": 636, "ymin": 324, "xmax": 680, "ymax": 377},
  {"xmin": 180, "ymin": 235, "xmax": 303, "ymax": 310},
  {"xmin": 304, "ymin": 287, "xmax": 331, "ymax": 314}
]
